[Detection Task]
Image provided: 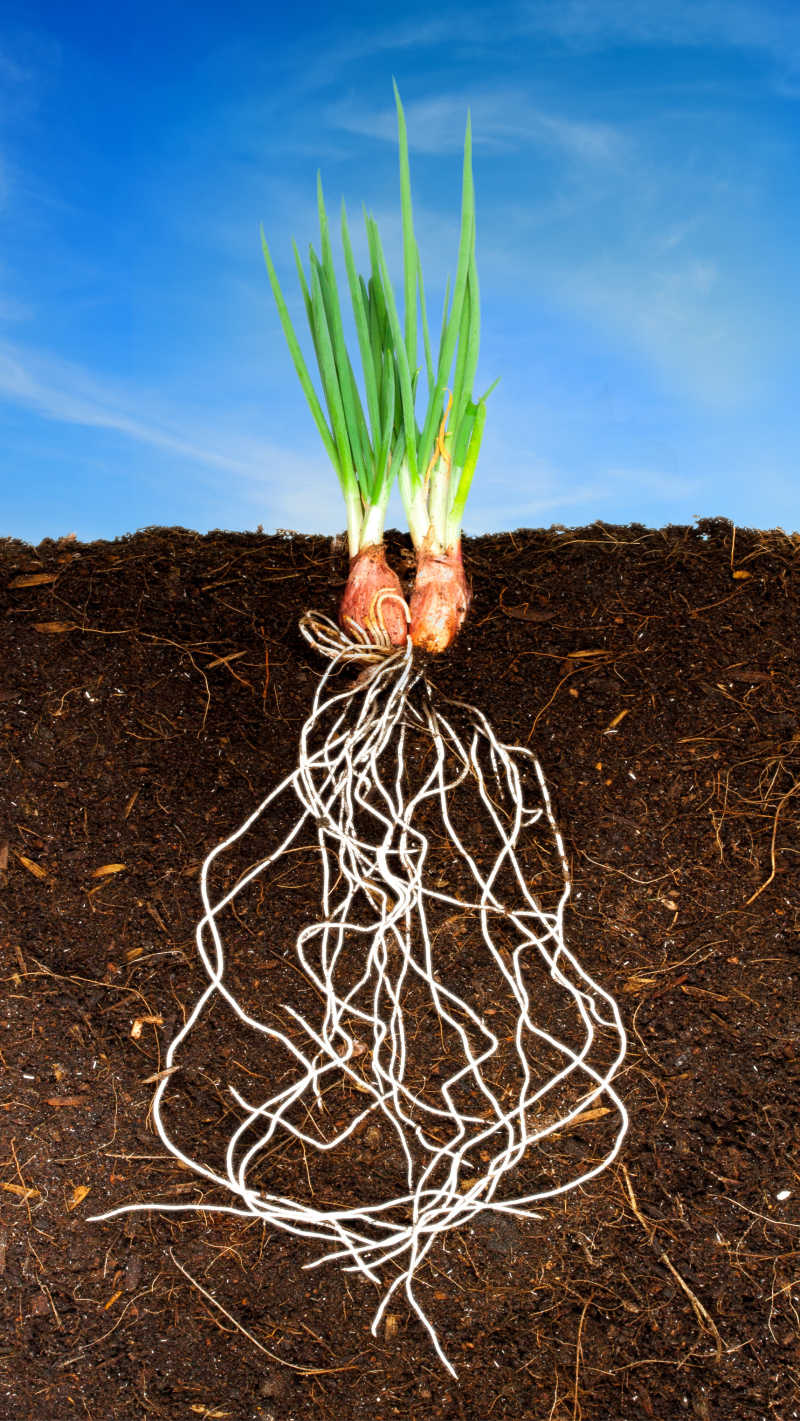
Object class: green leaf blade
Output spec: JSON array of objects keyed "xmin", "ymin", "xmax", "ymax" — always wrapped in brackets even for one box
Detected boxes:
[{"xmin": 260, "ymin": 225, "xmax": 341, "ymax": 478}]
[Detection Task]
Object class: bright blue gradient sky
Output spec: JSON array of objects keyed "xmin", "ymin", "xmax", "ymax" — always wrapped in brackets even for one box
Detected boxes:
[{"xmin": 2, "ymin": 0, "xmax": 799, "ymax": 543}]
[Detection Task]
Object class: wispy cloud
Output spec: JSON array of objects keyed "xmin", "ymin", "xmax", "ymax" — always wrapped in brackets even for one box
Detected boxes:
[
  {"xmin": 467, "ymin": 458, "xmax": 703, "ymax": 532},
  {"xmin": 285, "ymin": 2, "xmax": 800, "ymax": 103},
  {"xmin": 327, "ymin": 89, "xmax": 626, "ymax": 164},
  {"xmin": 0, "ymin": 45, "xmax": 32, "ymax": 86},
  {"xmin": 604, "ymin": 465, "xmax": 701, "ymax": 500},
  {"xmin": 547, "ymin": 250, "xmax": 771, "ymax": 409},
  {"xmin": 0, "ymin": 291, "xmax": 32, "ymax": 320},
  {"xmin": 0, "ymin": 339, "xmax": 314, "ymax": 490},
  {"xmin": 292, "ymin": 13, "xmax": 481, "ymax": 94},
  {"xmin": 0, "ymin": 25, "xmax": 61, "ymax": 123},
  {"xmin": 518, "ymin": 0, "xmax": 800, "ymax": 76}
]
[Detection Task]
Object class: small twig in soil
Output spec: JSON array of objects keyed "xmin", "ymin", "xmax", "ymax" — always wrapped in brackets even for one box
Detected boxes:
[
  {"xmin": 622, "ymin": 1166, "xmax": 724, "ymax": 1362},
  {"xmin": 744, "ymin": 777, "xmax": 800, "ymax": 905},
  {"xmin": 168, "ymin": 1249, "xmax": 360, "ymax": 1374},
  {"xmin": 572, "ymin": 1290, "xmax": 593, "ymax": 1421}
]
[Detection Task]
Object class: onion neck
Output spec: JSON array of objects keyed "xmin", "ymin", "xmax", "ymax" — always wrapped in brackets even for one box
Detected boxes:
[{"xmin": 356, "ymin": 486, "xmax": 391, "ymax": 553}]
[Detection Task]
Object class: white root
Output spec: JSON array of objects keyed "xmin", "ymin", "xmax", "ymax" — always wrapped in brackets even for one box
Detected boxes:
[{"xmin": 91, "ymin": 613, "xmax": 628, "ymax": 1377}]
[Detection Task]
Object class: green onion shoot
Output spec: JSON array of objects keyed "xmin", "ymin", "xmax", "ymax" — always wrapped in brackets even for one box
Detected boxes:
[
  {"xmin": 261, "ymin": 157, "xmax": 409, "ymax": 646},
  {"xmin": 380, "ymin": 81, "xmax": 497, "ymax": 652},
  {"xmin": 261, "ymin": 83, "xmax": 496, "ymax": 653}
]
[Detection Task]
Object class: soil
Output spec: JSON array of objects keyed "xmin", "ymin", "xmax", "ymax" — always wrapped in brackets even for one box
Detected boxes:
[{"xmin": 1, "ymin": 518, "xmax": 799, "ymax": 1421}]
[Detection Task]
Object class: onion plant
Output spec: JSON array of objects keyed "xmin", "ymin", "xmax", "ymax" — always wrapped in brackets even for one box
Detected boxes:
[
  {"xmin": 261, "ymin": 168, "xmax": 409, "ymax": 647},
  {"xmin": 261, "ymin": 82, "xmax": 497, "ymax": 653},
  {"xmin": 376, "ymin": 83, "xmax": 498, "ymax": 651}
]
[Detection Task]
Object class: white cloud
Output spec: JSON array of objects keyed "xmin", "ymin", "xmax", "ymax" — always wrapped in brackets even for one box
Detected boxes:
[
  {"xmin": 518, "ymin": 0, "xmax": 800, "ymax": 69},
  {"xmin": 0, "ymin": 26, "xmax": 62, "ymax": 123},
  {"xmin": 604, "ymin": 465, "xmax": 701, "ymax": 499},
  {"xmin": 291, "ymin": 14, "xmax": 477, "ymax": 94},
  {"xmin": 464, "ymin": 459, "xmax": 704, "ymax": 533},
  {"xmin": 0, "ymin": 291, "xmax": 31, "ymax": 320},
  {"xmin": 327, "ymin": 90, "xmax": 626, "ymax": 164},
  {"xmin": 0, "ymin": 45, "xmax": 33, "ymax": 87},
  {"xmin": 551, "ymin": 253, "xmax": 765, "ymax": 408},
  {"xmin": 288, "ymin": 2, "xmax": 800, "ymax": 100},
  {"xmin": 0, "ymin": 339, "xmax": 324, "ymax": 494}
]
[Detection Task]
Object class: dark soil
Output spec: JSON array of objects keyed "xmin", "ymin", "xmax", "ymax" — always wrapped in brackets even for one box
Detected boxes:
[{"xmin": 1, "ymin": 519, "xmax": 799, "ymax": 1421}]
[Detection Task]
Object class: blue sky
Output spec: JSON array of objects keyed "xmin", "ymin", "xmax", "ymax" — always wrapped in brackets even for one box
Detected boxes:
[{"xmin": 2, "ymin": 0, "xmax": 799, "ymax": 543}]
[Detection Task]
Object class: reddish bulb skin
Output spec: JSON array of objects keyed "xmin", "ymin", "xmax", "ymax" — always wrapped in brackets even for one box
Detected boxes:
[
  {"xmin": 408, "ymin": 540, "xmax": 470, "ymax": 654},
  {"xmin": 338, "ymin": 544, "xmax": 409, "ymax": 647}
]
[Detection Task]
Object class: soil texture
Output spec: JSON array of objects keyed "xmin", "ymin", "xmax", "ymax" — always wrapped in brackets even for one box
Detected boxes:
[{"xmin": 1, "ymin": 519, "xmax": 799, "ymax": 1421}]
